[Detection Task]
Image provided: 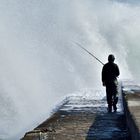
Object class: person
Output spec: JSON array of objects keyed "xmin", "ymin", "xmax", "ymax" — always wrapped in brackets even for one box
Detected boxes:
[{"xmin": 102, "ymin": 54, "xmax": 120, "ymax": 112}]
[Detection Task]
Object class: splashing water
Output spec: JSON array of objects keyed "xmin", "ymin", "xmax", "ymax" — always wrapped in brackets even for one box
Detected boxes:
[{"xmin": 0, "ymin": 0, "xmax": 140, "ymax": 139}]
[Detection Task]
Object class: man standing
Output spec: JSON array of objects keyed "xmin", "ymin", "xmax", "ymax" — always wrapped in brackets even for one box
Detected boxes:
[{"xmin": 102, "ymin": 54, "xmax": 120, "ymax": 112}]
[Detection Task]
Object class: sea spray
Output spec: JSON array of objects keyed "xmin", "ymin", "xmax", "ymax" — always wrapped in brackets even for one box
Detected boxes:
[{"xmin": 0, "ymin": 0, "xmax": 139, "ymax": 139}]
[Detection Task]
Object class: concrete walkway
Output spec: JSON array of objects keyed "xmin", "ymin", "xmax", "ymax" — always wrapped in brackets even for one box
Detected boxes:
[{"xmin": 22, "ymin": 88, "xmax": 131, "ymax": 140}]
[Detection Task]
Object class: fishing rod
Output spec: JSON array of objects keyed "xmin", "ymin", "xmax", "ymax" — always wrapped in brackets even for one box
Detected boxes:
[{"xmin": 75, "ymin": 42, "xmax": 104, "ymax": 66}]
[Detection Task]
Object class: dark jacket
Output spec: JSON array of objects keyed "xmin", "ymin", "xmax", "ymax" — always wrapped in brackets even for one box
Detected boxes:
[{"xmin": 102, "ymin": 62, "xmax": 120, "ymax": 84}]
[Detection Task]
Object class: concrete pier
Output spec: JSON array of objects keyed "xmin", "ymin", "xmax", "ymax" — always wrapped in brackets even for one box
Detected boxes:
[
  {"xmin": 122, "ymin": 81, "xmax": 140, "ymax": 140},
  {"xmin": 21, "ymin": 84, "xmax": 133, "ymax": 140}
]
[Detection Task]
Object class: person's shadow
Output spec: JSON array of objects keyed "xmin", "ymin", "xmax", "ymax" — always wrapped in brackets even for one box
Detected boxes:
[{"xmin": 86, "ymin": 112, "xmax": 131, "ymax": 140}]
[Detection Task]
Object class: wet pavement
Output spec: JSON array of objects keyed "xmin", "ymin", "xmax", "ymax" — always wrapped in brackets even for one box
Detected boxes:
[{"xmin": 22, "ymin": 89, "xmax": 131, "ymax": 140}]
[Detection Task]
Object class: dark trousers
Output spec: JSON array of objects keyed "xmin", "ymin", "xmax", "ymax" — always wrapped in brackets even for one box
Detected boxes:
[{"xmin": 106, "ymin": 82, "xmax": 118, "ymax": 109}]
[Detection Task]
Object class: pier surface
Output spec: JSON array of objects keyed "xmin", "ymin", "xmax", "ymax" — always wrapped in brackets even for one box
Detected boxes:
[{"xmin": 21, "ymin": 84, "xmax": 134, "ymax": 140}]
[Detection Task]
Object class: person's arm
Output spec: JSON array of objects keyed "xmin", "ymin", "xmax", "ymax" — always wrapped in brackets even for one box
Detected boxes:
[{"xmin": 102, "ymin": 66, "xmax": 106, "ymax": 86}]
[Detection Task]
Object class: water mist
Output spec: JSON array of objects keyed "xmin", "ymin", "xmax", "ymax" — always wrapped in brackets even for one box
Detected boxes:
[{"xmin": 0, "ymin": 0, "xmax": 140, "ymax": 139}]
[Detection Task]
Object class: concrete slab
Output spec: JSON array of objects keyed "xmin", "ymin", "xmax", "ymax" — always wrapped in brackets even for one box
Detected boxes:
[
  {"xmin": 122, "ymin": 81, "xmax": 140, "ymax": 140},
  {"xmin": 21, "ymin": 90, "xmax": 131, "ymax": 140}
]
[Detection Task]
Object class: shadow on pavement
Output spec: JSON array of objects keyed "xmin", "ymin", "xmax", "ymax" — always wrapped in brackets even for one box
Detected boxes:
[{"xmin": 86, "ymin": 112, "xmax": 131, "ymax": 140}]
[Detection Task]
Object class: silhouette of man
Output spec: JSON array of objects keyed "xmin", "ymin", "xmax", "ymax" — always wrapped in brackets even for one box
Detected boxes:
[{"xmin": 102, "ymin": 54, "xmax": 120, "ymax": 112}]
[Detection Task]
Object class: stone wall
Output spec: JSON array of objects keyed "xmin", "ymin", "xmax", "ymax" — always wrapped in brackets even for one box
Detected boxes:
[{"xmin": 122, "ymin": 85, "xmax": 140, "ymax": 140}]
